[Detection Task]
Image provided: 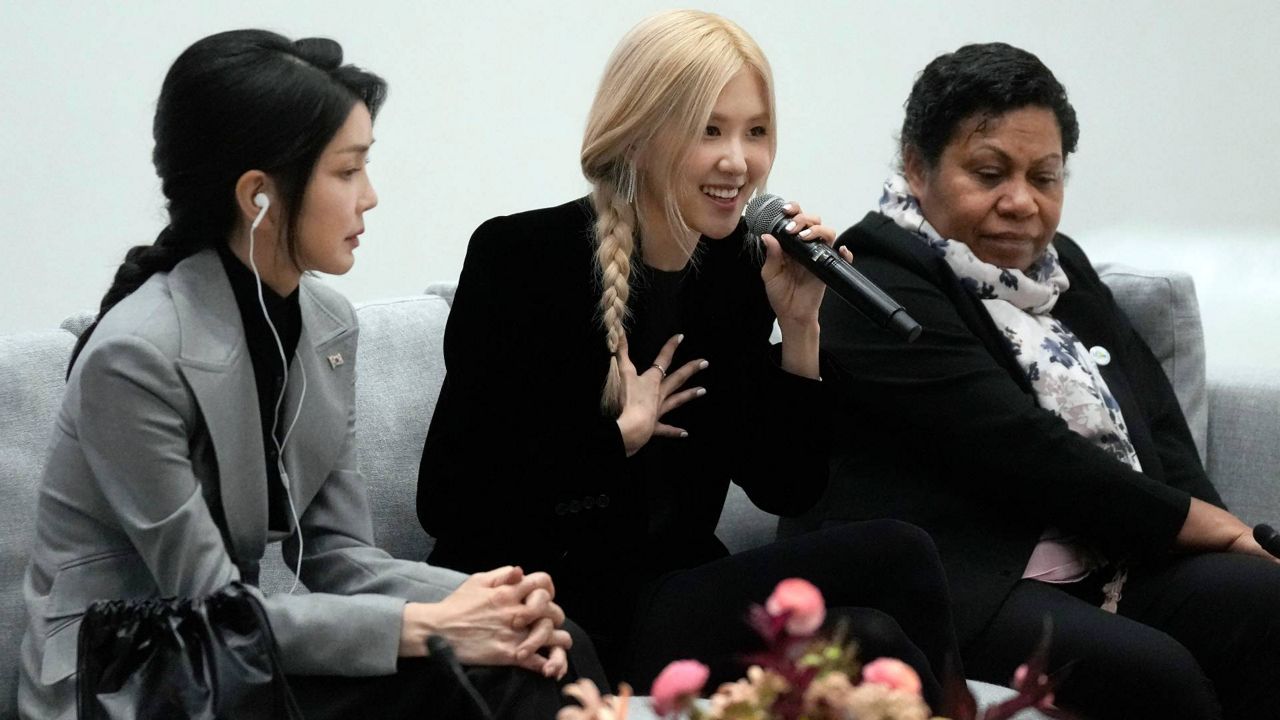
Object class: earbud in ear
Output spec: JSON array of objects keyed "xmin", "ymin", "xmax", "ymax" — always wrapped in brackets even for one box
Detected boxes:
[{"xmin": 251, "ymin": 192, "xmax": 270, "ymax": 231}]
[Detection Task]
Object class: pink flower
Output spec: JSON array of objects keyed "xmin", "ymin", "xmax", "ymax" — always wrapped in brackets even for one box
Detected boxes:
[
  {"xmin": 861, "ymin": 657, "xmax": 923, "ymax": 696},
  {"xmin": 765, "ymin": 578, "xmax": 826, "ymax": 636},
  {"xmin": 558, "ymin": 679, "xmax": 631, "ymax": 720},
  {"xmin": 650, "ymin": 659, "xmax": 709, "ymax": 716}
]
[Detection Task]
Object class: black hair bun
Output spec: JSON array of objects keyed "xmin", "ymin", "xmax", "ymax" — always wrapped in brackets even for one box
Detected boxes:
[{"xmin": 293, "ymin": 37, "xmax": 343, "ymax": 69}]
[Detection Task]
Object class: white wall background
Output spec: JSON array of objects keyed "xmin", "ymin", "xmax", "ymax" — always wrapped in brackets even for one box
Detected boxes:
[{"xmin": 2, "ymin": 1, "xmax": 1277, "ymax": 370}]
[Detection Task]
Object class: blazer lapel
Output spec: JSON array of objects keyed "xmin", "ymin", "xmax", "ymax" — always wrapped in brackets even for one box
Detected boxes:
[
  {"xmin": 280, "ymin": 278, "xmax": 356, "ymax": 513},
  {"xmin": 868, "ymin": 214, "xmax": 1035, "ymax": 395},
  {"xmin": 168, "ymin": 250, "xmax": 269, "ymax": 566}
]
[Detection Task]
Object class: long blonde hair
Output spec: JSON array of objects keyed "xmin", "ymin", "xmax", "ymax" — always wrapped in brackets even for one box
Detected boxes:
[{"xmin": 581, "ymin": 9, "xmax": 776, "ymax": 417}]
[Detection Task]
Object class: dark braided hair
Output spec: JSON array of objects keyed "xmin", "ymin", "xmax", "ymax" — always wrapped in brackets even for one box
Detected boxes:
[
  {"xmin": 900, "ymin": 42, "xmax": 1079, "ymax": 170},
  {"xmin": 69, "ymin": 29, "xmax": 386, "ymax": 372}
]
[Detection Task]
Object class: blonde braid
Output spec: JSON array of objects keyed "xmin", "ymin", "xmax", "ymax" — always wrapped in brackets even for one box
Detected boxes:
[{"xmin": 593, "ymin": 184, "xmax": 637, "ymax": 417}]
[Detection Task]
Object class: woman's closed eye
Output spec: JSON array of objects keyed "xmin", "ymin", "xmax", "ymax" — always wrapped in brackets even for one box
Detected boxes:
[
  {"xmin": 1032, "ymin": 171, "xmax": 1060, "ymax": 188},
  {"xmin": 972, "ymin": 167, "xmax": 1004, "ymax": 183}
]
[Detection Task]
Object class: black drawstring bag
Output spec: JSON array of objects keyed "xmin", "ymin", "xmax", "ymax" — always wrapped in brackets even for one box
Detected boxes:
[{"xmin": 76, "ymin": 582, "xmax": 302, "ymax": 720}]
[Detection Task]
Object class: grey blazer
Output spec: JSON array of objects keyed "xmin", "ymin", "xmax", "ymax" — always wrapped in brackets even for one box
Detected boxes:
[{"xmin": 19, "ymin": 250, "xmax": 467, "ymax": 719}]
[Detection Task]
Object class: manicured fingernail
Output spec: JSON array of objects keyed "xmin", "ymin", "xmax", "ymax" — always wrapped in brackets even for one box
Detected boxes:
[
  {"xmin": 798, "ymin": 228, "xmax": 812, "ymax": 238},
  {"xmin": 679, "ymin": 431, "xmax": 689, "ymax": 438},
  {"xmin": 676, "ymin": 333, "xmax": 684, "ymax": 343},
  {"xmin": 782, "ymin": 203, "xmax": 793, "ymax": 212},
  {"xmin": 695, "ymin": 387, "xmax": 707, "ymax": 397},
  {"xmin": 699, "ymin": 360, "xmax": 709, "ymax": 369},
  {"xmin": 784, "ymin": 221, "xmax": 797, "ymax": 233}
]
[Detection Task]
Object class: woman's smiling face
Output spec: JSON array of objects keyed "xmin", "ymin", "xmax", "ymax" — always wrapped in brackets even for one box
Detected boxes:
[{"xmin": 650, "ymin": 68, "xmax": 774, "ymax": 243}]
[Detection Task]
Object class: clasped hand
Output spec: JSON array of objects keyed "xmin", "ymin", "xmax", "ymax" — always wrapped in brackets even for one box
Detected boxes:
[{"xmin": 400, "ymin": 566, "xmax": 572, "ymax": 679}]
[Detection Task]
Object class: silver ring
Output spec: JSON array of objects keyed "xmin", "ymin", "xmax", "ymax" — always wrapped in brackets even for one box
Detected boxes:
[{"xmin": 651, "ymin": 362, "xmax": 667, "ymax": 378}]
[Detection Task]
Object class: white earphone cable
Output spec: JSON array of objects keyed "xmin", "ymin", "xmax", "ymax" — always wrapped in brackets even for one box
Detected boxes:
[{"xmin": 249, "ymin": 197, "xmax": 306, "ymax": 595}]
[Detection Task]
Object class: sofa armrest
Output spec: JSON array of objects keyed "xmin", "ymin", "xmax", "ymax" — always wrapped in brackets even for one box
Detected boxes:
[
  {"xmin": 1096, "ymin": 263, "xmax": 1207, "ymax": 460},
  {"xmin": 1206, "ymin": 366, "xmax": 1280, "ymax": 526}
]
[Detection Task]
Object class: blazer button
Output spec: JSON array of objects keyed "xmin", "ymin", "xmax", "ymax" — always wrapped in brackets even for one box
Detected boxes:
[
  {"xmin": 568, "ymin": 500, "xmax": 582, "ymax": 514},
  {"xmin": 597, "ymin": 494, "xmax": 610, "ymax": 508},
  {"xmin": 583, "ymin": 496, "xmax": 595, "ymax": 510},
  {"xmin": 554, "ymin": 502, "xmax": 568, "ymax": 516}
]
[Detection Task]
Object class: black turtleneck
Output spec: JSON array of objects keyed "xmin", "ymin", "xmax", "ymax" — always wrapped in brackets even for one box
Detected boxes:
[
  {"xmin": 627, "ymin": 260, "xmax": 694, "ymax": 539},
  {"xmin": 218, "ymin": 245, "xmax": 301, "ymax": 532}
]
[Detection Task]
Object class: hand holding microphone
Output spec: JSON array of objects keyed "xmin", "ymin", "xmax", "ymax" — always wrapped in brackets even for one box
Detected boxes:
[
  {"xmin": 751, "ymin": 201, "xmax": 844, "ymax": 327},
  {"xmin": 744, "ymin": 199, "xmax": 840, "ymax": 380},
  {"xmin": 745, "ymin": 194, "xmax": 922, "ymax": 342}
]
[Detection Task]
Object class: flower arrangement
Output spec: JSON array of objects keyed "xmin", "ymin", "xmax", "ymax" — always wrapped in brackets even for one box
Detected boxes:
[{"xmin": 558, "ymin": 578, "xmax": 1065, "ymax": 720}]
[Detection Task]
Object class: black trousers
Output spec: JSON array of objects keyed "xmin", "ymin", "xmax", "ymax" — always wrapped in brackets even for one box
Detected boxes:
[
  {"xmin": 599, "ymin": 520, "xmax": 961, "ymax": 708},
  {"xmin": 287, "ymin": 619, "xmax": 607, "ymax": 719},
  {"xmin": 965, "ymin": 552, "xmax": 1280, "ymax": 720}
]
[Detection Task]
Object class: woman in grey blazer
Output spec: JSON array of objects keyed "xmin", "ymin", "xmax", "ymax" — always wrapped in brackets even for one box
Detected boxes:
[{"xmin": 19, "ymin": 30, "xmax": 574, "ymax": 720}]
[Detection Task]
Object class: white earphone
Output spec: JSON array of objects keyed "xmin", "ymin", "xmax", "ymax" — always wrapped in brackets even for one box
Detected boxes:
[
  {"xmin": 251, "ymin": 192, "xmax": 270, "ymax": 229},
  {"xmin": 246, "ymin": 189, "xmax": 307, "ymax": 594}
]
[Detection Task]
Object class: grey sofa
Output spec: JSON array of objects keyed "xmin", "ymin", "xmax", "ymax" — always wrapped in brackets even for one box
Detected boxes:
[{"xmin": 2, "ymin": 262, "xmax": 1276, "ymax": 719}]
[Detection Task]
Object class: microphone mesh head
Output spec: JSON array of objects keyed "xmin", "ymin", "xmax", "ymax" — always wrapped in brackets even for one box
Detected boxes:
[{"xmin": 744, "ymin": 193, "xmax": 787, "ymax": 238}]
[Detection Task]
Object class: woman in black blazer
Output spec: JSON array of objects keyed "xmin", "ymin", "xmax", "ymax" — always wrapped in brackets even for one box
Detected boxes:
[
  {"xmin": 791, "ymin": 42, "xmax": 1280, "ymax": 720},
  {"xmin": 418, "ymin": 10, "xmax": 960, "ymax": 700}
]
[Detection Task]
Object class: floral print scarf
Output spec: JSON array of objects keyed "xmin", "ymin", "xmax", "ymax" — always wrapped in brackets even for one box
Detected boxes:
[{"xmin": 880, "ymin": 174, "xmax": 1139, "ymax": 605}]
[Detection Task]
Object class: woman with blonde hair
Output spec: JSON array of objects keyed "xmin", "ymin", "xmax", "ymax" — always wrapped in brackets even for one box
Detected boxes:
[{"xmin": 418, "ymin": 10, "xmax": 960, "ymax": 700}]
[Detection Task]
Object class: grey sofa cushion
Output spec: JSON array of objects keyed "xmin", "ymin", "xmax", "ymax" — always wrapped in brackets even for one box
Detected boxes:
[
  {"xmin": 258, "ymin": 293, "xmax": 453, "ymax": 592},
  {"xmin": 424, "ymin": 281, "xmax": 457, "ymax": 307},
  {"xmin": 59, "ymin": 310, "xmax": 96, "ymax": 338},
  {"xmin": 352, "ymin": 294, "xmax": 451, "ymax": 561},
  {"xmin": 1206, "ymin": 366, "xmax": 1280, "ymax": 526},
  {"xmin": 1097, "ymin": 264, "xmax": 1207, "ymax": 460},
  {"xmin": 716, "ymin": 484, "xmax": 778, "ymax": 553},
  {"xmin": 0, "ymin": 328, "xmax": 75, "ymax": 709}
]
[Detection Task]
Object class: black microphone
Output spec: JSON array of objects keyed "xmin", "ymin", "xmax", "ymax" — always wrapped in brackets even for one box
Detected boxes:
[
  {"xmin": 426, "ymin": 635, "xmax": 495, "ymax": 719},
  {"xmin": 1254, "ymin": 524, "xmax": 1280, "ymax": 559},
  {"xmin": 744, "ymin": 194, "xmax": 922, "ymax": 342}
]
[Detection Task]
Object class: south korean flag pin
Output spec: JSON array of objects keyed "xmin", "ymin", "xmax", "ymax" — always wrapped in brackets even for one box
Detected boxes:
[{"xmin": 327, "ymin": 353, "xmax": 345, "ymax": 370}]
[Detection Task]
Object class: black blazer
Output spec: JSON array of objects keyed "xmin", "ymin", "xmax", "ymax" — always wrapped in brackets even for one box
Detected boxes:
[
  {"xmin": 785, "ymin": 211, "xmax": 1223, "ymax": 650},
  {"xmin": 418, "ymin": 198, "xmax": 829, "ymax": 578}
]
